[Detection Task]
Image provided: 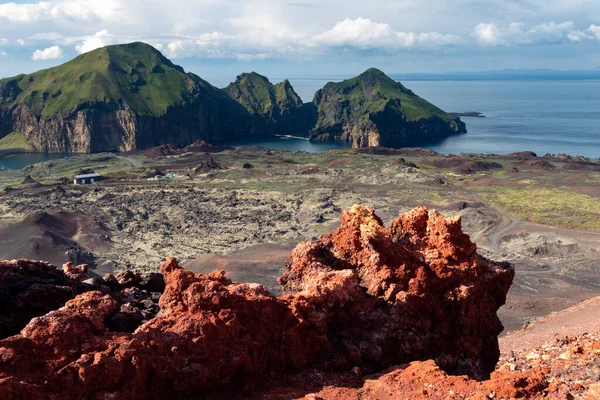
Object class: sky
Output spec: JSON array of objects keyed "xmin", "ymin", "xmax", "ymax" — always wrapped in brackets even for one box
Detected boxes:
[{"xmin": 1, "ymin": 0, "xmax": 600, "ymax": 84}]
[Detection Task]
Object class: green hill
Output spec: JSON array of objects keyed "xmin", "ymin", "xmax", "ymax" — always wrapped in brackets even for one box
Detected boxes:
[
  {"xmin": 0, "ymin": 43, "xmax": 251, "ymax": 153},
  {"xmin": 310, "ymin": 68, "xmax": 466, "ymax": 148},
  {"xmin": 0, "ymin": 42, "xmax": 217, "ymax": 117},
  {"xmin": 0, "ymin": 46, "xmax": 467, "ymax": 153},
  {"xmin": 224, "ymin": 72, "xmax": 315, "ymax": 134},
  {"xmin": 225, "ymin": 72, "xmax": 301, "ymax": 116}
]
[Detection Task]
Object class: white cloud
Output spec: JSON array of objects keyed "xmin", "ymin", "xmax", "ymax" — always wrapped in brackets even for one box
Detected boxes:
[
  {"xmin": 0, "ymin": 1, "xmax": 597, "ymax": 67},
  {"xmin": 157, "ymin": 18, "xmax": 460, "ymax": 62},
  {"xmin": 567, "ymin": 30, "xmax": 591, "ymax": 42},
  {"xmin": 474, "ymin": 21, "xmax": 593, "ymax": 46},
  {"xmin": 32, "ymin": 45, "xmax": 64, "ymax": 60},
  {"xmin": 473, "ymin": 23, "xmax": 506, "ymax": 46},
  {"xmin": 589, "ymin": 25, "xmax": 600, "ymax": 40},
  {"xmin": 0, "ymin": 38, "xmax": 7, "ymax": 45},
  {"xmin": 0, "ymin": 0, "xmax": 124, "ymax": 23},
  {"xmin": 312, "ymin": 18, "xmax": 460, "ymax": 50},
  {"xmin": 75, "ymin": 29, "xmax": 115, "ymax": 54},
  {"xmin": 1, "ymin": 51, "xmax": 6, "ymax": 57}
]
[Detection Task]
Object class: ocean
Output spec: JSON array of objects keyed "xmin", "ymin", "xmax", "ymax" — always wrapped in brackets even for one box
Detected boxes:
[
  {"xmin": 2, "ymin": 79, "xmax": 598, "ymax": 170},
  {"xmin": 279, "ymin": 78, "xmax": 600, "ymax": 159}
]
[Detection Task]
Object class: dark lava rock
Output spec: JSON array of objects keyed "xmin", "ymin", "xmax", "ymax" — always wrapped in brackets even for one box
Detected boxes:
[
  {"xmin": 139, "ymin": 272, "xmax": 166, "ymax": 293},
  {"xmin": 105, "ymin": 287, "xmax": 162, "ymax": 333},
  {"xmin": 0, "ymin": 260, "xmax": 81, "ymax": 339},
  {"xmin": 242, "ymin": 163, "xmax": 254, "ymax": 169},
  {"xmin": 21, "ymin": 175, "xmax": 36, "ymax": 184}
]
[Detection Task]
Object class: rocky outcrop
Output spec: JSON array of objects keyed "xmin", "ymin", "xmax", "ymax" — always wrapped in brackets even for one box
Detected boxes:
[
  {"xmin": 0, "ymin": 206, "xmax": 514, "ymax": 398},
  {"xmin": 62, "ymin": 261, "xmax": 89, "ymax": 280},
  {"xmin": 296, "ymin": 360, "xmax": 548, "ymax": 399},
  {"xmin": 310, "ymin": 68, "xmax": 466, "ymax": 148},
  {"xmin": 224, "ymin": 72, "xmax": 317, "ymax": 135},
  {"xmin": 279, "ymin": 205, "xmax": 513, "ymax": 379},
  {"xmin": 0, "ymin": 260, "xmax": 164, "ymax": 340}
]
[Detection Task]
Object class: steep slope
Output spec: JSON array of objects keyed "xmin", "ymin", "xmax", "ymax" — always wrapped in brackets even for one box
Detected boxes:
[
  {"xmin": 0, "ymin": 42, "xmax": 250, "ymax": 153},
  {"xmin": 310, "ymin": 68, "xmax": 466, "ymax": 148},
  {"xmin": 224, "ymin": 72, "xmax": 316, "ymax": 134}
]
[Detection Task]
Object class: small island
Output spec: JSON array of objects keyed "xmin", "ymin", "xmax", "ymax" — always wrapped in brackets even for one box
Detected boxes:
[{"xmin": 452, "ymin": 112, "xmax": 486, "ymax": 118}]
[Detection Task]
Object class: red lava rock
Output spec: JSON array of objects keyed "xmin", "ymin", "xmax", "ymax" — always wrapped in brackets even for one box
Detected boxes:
[
  {"xmin": 279, "ymin": 205, "xmax": 514, "ymax": 379},
  {"xmin": 0, "ymin": 206, "xmax": 516, "ymax": 399},
  {"xmin": 297, "ymin": 360, "xmax": 549, "ymax": 400},
  {"xmin": 62, "ymin": 261, "xmax": 89, "ymax": 280}
]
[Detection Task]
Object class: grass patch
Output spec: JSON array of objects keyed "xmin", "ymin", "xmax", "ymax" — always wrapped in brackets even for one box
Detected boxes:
[
  {"xmin": 0, "ymin": 132, "xmax": 34, "ymax": 154},
  {"xmin": 480, "ymin": 187, "xmax": 600, "ymax": 231},
  {"xmin": 24, "ymin": 153, "xmax": 130, "ymax": 178}
]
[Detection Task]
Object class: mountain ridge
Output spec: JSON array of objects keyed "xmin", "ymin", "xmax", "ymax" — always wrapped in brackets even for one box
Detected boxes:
[
  {"xmin": 224, "ymin": 71, "xmax": 316, "ymax": 134},
  {"xmin": 0, "ymin": 43, "xmax": 465, "ymax": 153}
]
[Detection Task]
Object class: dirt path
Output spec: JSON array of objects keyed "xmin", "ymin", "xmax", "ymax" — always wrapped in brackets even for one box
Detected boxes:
[
  {"xmin": 117, "ymin": 156, "xmax": 142, "ymax": 169},
  {"xmin": 470, "ymin": 191, "xmax": 600, "ymax": 251},
  {"xmin": 470, "ymin": 192, "xmax": 519, "ymax": 251}
]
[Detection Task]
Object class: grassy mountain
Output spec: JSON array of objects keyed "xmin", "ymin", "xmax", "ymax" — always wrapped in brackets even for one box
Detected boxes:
[
  {"xmin": 225, "ymin": 72, "xmax": 302, "ymax": 117},
  {"xmin": 0, "ymin": 42, "xmax": 219, "ymax": 118},
  {"xmin": 0, "ymin": 43, "xmax": 253, "ymax": 153},
  {"xmin": 310, "ymin": 68, "xmax": 466, "ymax": 148},
  {"xmin": 0, "ymin": 46, "xmax": 467, "ymax": 153},
  {"xmin": 224, "ymin": 72, "xmax": 315, "ymax": 134}
]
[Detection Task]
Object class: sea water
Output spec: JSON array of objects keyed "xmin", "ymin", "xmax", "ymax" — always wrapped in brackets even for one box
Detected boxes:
[
  {"xmin": 0, "ymin": 153, "xmax": 71, "ymax": 171},
  {"xmin": 281, "ymin": 78, "xmax": 600, "ymax": 159},
  {"xmin": 4, "ymin": 80, "xmax": 599, "ymax": 170}
]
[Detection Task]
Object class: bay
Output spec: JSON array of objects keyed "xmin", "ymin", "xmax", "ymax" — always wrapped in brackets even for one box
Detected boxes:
[{"xmin": 0, "ymin": 153, "xmax": 71, "ymax": 171}]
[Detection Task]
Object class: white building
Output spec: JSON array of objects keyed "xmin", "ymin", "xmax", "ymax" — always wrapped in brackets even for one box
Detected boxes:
[{"xmin": 73, "ymin": 173, "xmax": 103, "ymax": 185}]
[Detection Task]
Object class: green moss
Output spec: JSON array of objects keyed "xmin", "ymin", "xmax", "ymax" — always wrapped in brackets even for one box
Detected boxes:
[
  {"xmin": 0, "ymin": 42, "xmax": 215, "ymax": 117},
  {"xmin": 480, "ymin": 187, "xmax": 600, "ymax": 231}
]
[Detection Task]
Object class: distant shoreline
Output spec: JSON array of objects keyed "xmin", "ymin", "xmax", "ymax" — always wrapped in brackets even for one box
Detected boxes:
[{"xmin": 451, "ymin": 112, "xmax": 486, "ymax": 118}]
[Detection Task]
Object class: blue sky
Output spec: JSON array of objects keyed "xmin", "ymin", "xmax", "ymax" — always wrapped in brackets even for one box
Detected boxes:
[{"xmin": 1, "ymin": 0, "xmax": 600, "ymax": 83}]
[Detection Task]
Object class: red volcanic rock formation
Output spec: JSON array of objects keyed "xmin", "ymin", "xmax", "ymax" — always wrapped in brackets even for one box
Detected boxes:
[
  {"xmin": 0, "ymin": 206, "xmax": 514, "ymax": 399},
  {"xmin": 62, "ymin": 261, "xmax": 89, "ymax": 280},
  {"xmin": 279, "ymin": 205, "xmax": 513, "ymax": 379}
]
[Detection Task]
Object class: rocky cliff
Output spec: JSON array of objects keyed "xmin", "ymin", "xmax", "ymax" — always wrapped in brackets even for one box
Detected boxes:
[
  {"xmin": 0, "ymin": 42, "xmax": 251, "ymax": 153},
  {"xmin": 310, "ymin": 68, "xmax": 466, "ymax": 148},
  {"xmin": 0, "ymin": 205, "xmax": 515, "ymax": 398},
  {"xmin": 0, "ymin": 46, "xmax": 469, "ymax": 153},
  {"xmin": 224, "ymin": 72, "xmax": 317, "ymax": 135}
]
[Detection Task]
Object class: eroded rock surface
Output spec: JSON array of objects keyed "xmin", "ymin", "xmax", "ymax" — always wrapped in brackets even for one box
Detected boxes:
[
  {"xmin": 279, "ymin": 205, "xmax": 514, "ymax": 379},
  {"xmin": 0, "ymin": 206, "xmax": 515, "ymax": 399}
]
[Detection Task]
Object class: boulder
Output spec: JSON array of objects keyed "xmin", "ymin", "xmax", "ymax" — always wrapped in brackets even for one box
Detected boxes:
[{"xmin": 61, "ymin": 261, "xmax": 88, "ymax": 281}]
